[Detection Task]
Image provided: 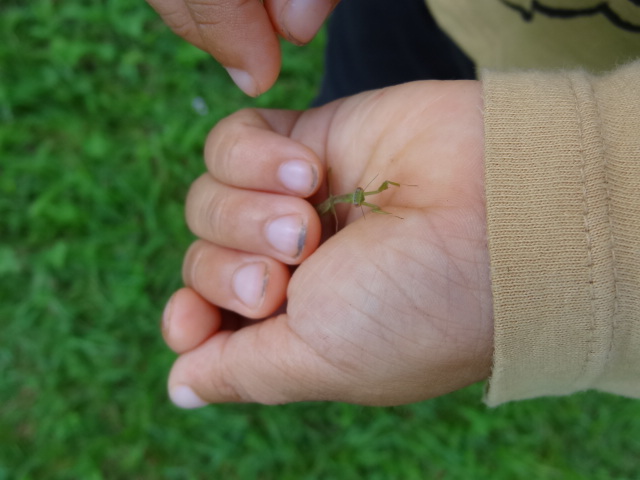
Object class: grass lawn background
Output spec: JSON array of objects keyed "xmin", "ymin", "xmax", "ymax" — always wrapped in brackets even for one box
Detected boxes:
[{"xmin": 2, "ymin": 1, "xmax": 640, "ymax": 478}]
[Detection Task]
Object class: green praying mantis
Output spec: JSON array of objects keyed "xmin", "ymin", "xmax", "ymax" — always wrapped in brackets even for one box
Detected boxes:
[{"xmin": 314, "ymin": 169, "xmax": 416, "ymax": 227}]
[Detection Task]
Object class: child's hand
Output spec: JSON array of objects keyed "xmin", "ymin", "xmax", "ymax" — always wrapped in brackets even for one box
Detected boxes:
[
  {"xmin": 162, "ymin": 81, "xmax": 494, "ymax": 407},
  {"xmin": 146, "ymin": 0, "xmax": 336, "ymax": 95}
]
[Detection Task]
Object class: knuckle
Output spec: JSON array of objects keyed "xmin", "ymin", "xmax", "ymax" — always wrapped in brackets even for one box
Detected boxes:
[
  {"xmin": 181, "ymin": 240, "xmax": 206, "ymax": 287},
  {"xmin": 204, "ymin": 188, "xmax": 233, "ymax": 240},
  {"xmin": 216, "ymin": 365, "xmax": 246, "ymax": 403},
  {"xmin": 204, "ymin": 109, "xmax": 256, "ymax": 179},
  {"xmin": 185, "ymin": 174, "xmax": 212, "ymax": 232},
  {"xmin": 184, "ymin": 0, "xmax": 228, "ymax": 25},
  {"xmin": 166, "ymin": 15, "xmax": 197, "ymax": 38}
]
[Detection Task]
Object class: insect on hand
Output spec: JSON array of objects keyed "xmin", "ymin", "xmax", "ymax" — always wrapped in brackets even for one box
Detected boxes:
[{"xmin": 315, "ymin": 170, "xmax": 415, "ymax": 229}]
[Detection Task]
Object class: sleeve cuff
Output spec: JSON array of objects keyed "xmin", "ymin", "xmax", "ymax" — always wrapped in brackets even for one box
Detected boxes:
[{"xmin": 481, "ymin": 63, "xmax": 640, "ymax": 406}]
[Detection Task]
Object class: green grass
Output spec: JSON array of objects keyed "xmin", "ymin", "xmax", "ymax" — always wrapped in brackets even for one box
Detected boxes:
[{"xmin": 2, "ymin": 1, "xmax": 640, "ymax": 478}]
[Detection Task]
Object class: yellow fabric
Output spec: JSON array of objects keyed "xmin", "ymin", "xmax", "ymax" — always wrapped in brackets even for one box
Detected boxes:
[
  {"xmin": 426, "ymin": 0, "xmax": 640, "ymax": 72},
  {"xmin": 483, "ymin": 62, "xmax": 640, "ymax": 405},
  {"xmin": 422, "ymin": 1, "xmax": 640, "ymax": 404}
]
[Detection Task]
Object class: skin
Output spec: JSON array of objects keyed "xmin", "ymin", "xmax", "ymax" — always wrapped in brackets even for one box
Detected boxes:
[
  {"xmin": 145, "ymin": 0, "xmax": 339, "ymax": 96},
  {"xmin": 162, "ymin": 81, "xmax": 494, "ymax": 407}
]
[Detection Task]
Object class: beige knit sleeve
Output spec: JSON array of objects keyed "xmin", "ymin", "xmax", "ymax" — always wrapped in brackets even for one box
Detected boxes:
[{"xmin": 482, "ymin": 61, "xmax": 640, "ymax": 406}]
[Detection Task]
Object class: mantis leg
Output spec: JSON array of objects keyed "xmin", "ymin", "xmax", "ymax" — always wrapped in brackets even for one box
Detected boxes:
[
  {"xmin": 363, "ymin": 180, "xmax": 401, "ymax": 196},
  {"xmin": 361, "ymin": 201, "xmax": 400, "ymax": 217}
]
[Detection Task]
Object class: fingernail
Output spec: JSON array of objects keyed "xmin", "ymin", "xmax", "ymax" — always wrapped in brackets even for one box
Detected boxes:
[
  {"xmin": 266, "ymin": 215, "xmax": 306, "ymax": 258},
  {"xmin": 278, "ymin": 160, "xmax": 318, "ymax": 195},
  {"xmin": 232, "ymin": 262, "xmax": 268, "ymax": 309},
  {"xmin": 170, "ymin": 385, "xmax": 209, "ymax": 409},
  {"xmin": 282, "ymin": 0, "xmax": 333, "ymax": 44},
  {"xmin": 225, "ymin": 67, "xmax": 260, "ymax": 97}
]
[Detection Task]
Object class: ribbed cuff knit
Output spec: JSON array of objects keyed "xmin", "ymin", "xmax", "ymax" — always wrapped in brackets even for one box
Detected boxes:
[{"xmin": 482, "ymin": 63, "xmax": 640, "ymax": 406}]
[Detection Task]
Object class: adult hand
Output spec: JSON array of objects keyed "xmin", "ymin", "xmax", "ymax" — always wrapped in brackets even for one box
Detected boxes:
[
  {"xmin": 146, "ymin": 0, "xmax": 337, "ymax": 96},
  {"xmin": 162, "ymin": 80, "xmax": 494, "ymax": 407}
]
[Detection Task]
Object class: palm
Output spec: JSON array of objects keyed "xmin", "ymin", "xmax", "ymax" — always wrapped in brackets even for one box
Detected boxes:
[{"xmin": 277, "ymin": 81, "xmax": 492, "ymax": 403}]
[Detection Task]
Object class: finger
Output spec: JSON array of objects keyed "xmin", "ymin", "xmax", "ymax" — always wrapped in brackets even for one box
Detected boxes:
[
  {"xmin": 167, "ymin": 315, "xmax": 334, "ymax": 407},
  {"xmin": 264, "ymin": 0, "xmax": 339, "ymax": 45},
  {"xmin": 146, "ymin": 0, "xmax": 207, "ymax": 51},
  {"xmin": 186, "ymin": 175, "xmax": 321, "ymax": 264},
  {"xmin": 147, "ymin": 0, "xmax": 281, "ymax": 96},
  {"xmin": 182, "ymin": 240, "xmax": 290, "ymax": 319},
  {"xmin": 205, "ymin": 109, "xmax": 322, "ymax": 197},
  {"xmin": 162, "ymin": 287, "xmax": 221, "ymax": 354}
]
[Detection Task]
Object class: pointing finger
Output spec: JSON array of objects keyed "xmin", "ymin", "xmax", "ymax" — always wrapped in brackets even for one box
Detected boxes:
[{"xmin": 147, "ymin": 0, "xmax": 281, "ymax": 95}]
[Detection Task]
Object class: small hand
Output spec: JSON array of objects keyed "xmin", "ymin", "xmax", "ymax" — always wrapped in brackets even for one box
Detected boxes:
[{"xmin": 161, "ymin": 81, "xmax": 494, "ymax": 407}]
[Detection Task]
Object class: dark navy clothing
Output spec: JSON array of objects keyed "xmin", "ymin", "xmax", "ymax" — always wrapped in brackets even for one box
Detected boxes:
[{"xmin": 313, "ymin": 0, "xmax": 475, "ymax": 106}]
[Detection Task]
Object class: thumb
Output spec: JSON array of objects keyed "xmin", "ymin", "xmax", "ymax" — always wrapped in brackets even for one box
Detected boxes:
[{"xmin": 167, "ymin": 315, "xmax": 337, "ymax": 407}]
